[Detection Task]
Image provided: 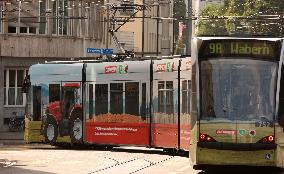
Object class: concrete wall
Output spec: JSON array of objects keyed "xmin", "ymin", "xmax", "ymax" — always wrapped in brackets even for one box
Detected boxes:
[{"xmin": 0, "ymin": 35, "xmax": 105, "ymax": 58}]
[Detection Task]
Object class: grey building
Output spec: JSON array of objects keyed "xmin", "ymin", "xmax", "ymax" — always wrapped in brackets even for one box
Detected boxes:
[{"xmin": 0, "ymin": 0, "xmax": 106, "ymax": 131}]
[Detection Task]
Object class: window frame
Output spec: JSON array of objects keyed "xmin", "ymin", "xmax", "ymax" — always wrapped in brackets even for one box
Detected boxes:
[{"xmin": 4, "ymin": 68, "xmax": 28, "ymax": 107}]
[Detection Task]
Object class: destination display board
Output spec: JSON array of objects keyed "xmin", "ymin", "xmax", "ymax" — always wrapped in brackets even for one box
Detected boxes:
[{"xmin": 199, "ymin": 39, "xmax": 282, "ymax": 60}]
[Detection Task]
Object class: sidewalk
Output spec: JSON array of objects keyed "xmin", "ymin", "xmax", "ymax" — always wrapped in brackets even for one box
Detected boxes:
[{"xmin": 0, "ymin": 131, "xmax": 25, "ymax": 145}]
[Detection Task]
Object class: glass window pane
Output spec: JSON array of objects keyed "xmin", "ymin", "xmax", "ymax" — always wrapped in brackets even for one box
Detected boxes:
[
  {"xmin": 9, "ymin": 70, "xmax": 15, "ymax": 87},
  {"xmin": 8, "ymin": 87, "xmax": 15, "ymax": 105},
  {"xmin": 33, "ymin": 86, "xmax": 42, "ymax": 121},
  {"xmin": 4, "ymin": 70, "xmax": 6, "ymax": 87},
  {"xmin": 16, "ymin": 88, "xmax": 23, "ymax": 105},
  {"xmin": 165, "ymin": 81, "xmax": 173, "ymax": 114},
  {"xmin": 182, "ymin": 80, "xmax": 187, "ymax": 114},
  {"xmin": 141, "ymin": 83, "xmax": 147, "ymax": 118},
  {"xmin": 95, "ymin": 84, "xmax": 108, "ymax": 115},
  {"xmin": 188, "ymin": 80, "xmax": 191, "ymax": 114},
  {"xmin": 89, "ymin": 84, "xmax": 93, "ymax": 119},
  {"xmin": 125, "ymin": 82, "xmax": 139, "ymax": 116},
  {"xmin": 49, "ymin": 84, "xmax": 60, "ymax": 102},
  {"xmin": 110, "ymin": 83, "xmax": 123, "ymax": 114},
  {"xmin": 17, "ymin": 70, "xmax": 24, "ymax": 87},
  {"xmin": 158, "ymin": 81, "xmax": 164, "ymax": 112},
  {"xmin": 4, "ymin": 87, "xmax": 6, "ymax": 105}
]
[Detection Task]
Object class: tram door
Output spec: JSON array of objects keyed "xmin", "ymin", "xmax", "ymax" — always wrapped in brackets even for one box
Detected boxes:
[{"xmin": 152, "ymin": 60, "xmax": 179, "ymax": 149}]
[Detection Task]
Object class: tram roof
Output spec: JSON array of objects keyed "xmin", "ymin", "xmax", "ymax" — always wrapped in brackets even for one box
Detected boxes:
[{"xmin": 195, "ymin": 37, "xmax": 283, "ymax": 41}]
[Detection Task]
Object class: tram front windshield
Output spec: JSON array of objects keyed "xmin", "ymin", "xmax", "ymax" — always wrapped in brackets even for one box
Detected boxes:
[{"xmin": 200, "ymin": 59, "xmax": 278, "ymax": 122}]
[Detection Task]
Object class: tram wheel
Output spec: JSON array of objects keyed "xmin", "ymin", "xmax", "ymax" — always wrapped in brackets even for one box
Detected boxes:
[
  {"xmin": 69, "ymin": 110, "xmax": 83, "ymax": 144},
  {"xmin": 43, "ymin": 116, "xmax": 58, "ymax": 144}
]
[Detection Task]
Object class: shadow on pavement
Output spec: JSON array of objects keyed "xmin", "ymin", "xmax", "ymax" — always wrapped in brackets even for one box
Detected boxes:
[
  {"xmin": 198, "ymin": 166, "xmax": 284, "ymax": 174},
  {"xmin": 26, "ymin": 143, "xmax": 189, "ymax": 157},
  {"xmin": 0, "ymin": 167, "xmax": 55, "ymax": 174}
]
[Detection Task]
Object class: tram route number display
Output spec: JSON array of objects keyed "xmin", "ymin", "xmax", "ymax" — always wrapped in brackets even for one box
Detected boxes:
[{"xmin": 199, "ymin": 40, "xmax": 281, "ymax": 59}]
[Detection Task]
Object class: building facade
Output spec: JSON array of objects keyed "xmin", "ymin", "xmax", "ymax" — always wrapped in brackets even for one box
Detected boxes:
[
  {"xmin": 0, "ymin": 0, "xmax": 106, "ymax": 131},
  {"xmin": 109, "ymin": 0, "xmax": 173, "ymax": 56}
]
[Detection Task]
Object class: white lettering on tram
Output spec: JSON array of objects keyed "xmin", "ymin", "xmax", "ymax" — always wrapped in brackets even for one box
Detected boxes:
[
  {"xmin": 95, "ymin": 126, "xmax": 138, "ymax": 132},
  {"xmin": 231, "ymin": 43, "xmax": 270, "ymax": 55}
]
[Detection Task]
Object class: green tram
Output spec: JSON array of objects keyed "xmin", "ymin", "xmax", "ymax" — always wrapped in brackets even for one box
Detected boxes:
[{"xmin": 190, "ymin": 37, "xmax": 284, "ymax": 169}]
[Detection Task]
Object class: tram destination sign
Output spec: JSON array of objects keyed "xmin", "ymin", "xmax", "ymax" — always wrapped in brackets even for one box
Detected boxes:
[{"xmin": 199, "ymin": 39, "xmax": 281, "ymax": 60}]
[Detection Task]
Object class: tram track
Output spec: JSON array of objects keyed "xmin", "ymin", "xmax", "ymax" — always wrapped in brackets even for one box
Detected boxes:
[{"xmin": 88, "ymin": 155, "xmax": 175, "ymax": 174}]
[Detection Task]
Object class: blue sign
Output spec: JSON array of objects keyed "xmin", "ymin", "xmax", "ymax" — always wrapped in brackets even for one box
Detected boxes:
[
  {"xmin": 87, "ymin": 48, "xmax": 114, "ymax": 55},
  {"xmin": 102, "ymin": 49, "xmax": 114, "ymax": 55},
  {"xmin": 87, "ymin": 48, "xmax": 101, "ymax": 54}
]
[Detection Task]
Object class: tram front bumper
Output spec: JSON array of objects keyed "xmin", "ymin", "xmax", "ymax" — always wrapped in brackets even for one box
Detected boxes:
[{"xmin": 196, "ymin": 146, "xmax": 276, "ymax": 167}]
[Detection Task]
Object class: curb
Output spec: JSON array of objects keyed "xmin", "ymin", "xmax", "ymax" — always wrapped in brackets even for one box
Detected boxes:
[{"xmin": 0, "ymin": 140, "xmax": 25, "ymax": 146}]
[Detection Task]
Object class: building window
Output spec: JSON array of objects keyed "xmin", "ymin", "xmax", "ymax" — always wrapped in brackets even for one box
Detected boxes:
[
  {"xmin": 4, "ymin": 69, "xmax": 28, "ymax": 106},
  {"xmin": 39, "ymin": 0, "xmax": 47, "ymax": 34},
  {"xmin": 20, "ymin": 27, "xmax": 28, "ymax": 33},
  {"xmin": 29, "ymin": 27, "xmax": 37, "ymax": 34},
  {"xmin": 8, "ymin": 26, "xmax": 16, "ymax": 33},
  {"xmin": 119, "ymin": 0, "xmax": 135, "ymax": 16}
]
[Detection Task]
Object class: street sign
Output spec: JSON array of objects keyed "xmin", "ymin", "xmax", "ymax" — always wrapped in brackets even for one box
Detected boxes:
[
  {"xmin": 87, "ymin": 48, "xmax": 101, "ymax": 54},
  {"xmin": 87, "ymin": 48, "xmax": 114, "ymax": 55},
  {"xmin": 102, "ymin": 49, "xmax": 114, "ymax": 55}
]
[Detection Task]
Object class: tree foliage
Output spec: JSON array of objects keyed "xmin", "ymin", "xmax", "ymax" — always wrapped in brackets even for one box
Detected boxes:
[{"xmin": 196, "ymin": 0, "xmax": 284, "ymax": 36}]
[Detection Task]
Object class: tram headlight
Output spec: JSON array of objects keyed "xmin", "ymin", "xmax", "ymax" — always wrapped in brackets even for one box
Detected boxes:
[
  {"xmin": 199, "ymin": 133, "xmax": 217, "ymax": 142},
  {"xmin": 257, "ymin": 135, "xmax": 275, "ymax": 144}
]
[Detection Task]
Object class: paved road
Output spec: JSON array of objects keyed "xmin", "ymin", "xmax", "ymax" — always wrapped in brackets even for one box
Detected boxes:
[
  {"xmin": 1, "ymin": 145, "xmax": 284, "ymax": 174},
  {"xmin": 0, "ymin": 145, "xmax": 197, "ymax": 174}
]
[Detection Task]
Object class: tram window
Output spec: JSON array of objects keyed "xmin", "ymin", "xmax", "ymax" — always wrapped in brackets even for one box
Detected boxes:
[
  {"xmin": 95, "ymin": 84, "xmax": 108, "ymax": 115},
  {"xmin": 89, "ymin": 84, "xmax": 93, "ymax": 119},
  {"xmin": 49, "ymin": 84, "xmax": 60, "ymax": 102},
  {"xmin": 278, "ymin": 67, "xmax": 284, "ymax": 127},
  {"xmin": 141, "ymin": 83, "xmax": 147, "ymax": 118},
  {"xmin": 188, "ymin": 80, "xmax": 191, "ymax": 114},
  {"xmin": 33, "ymin": 86, "xmax": 41, "ymax": 121},
  {"xmin": 182, "ymin": 80, "xmax": 188, "ymax": 114},
  {"xmin": 125, "ymin": 82, "xmax": 139, "ymax": 116},
  {"xmin": 158, "ymin": 81, "xmax": 165, "ymax": 112},
  {"xmin": 165, "ymin": 81, "xmax": 174, "ymax": 114},
  {"xmin": 110, "ymin": 83, "xmax": 123, "ymax": 114}
]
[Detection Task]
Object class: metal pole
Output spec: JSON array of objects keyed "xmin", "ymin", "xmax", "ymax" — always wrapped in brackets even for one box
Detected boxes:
[
  {"xmin": 141, "ymin": 1, "xmax": 145, "ymax": 57},
  {"xmin": 156, "ymin": 2, "xmax": 159, "ymax": 56},
  {"xmin": 18, "ymin": 1, "xmax": 21, "ymax": 34},
  {"xmin": 106, "ymin": 0, "xmax": 109, "ymax": 49},
  {"xmin": 186, "ymin": 0, "xmax": 192, "ymax": 55}
]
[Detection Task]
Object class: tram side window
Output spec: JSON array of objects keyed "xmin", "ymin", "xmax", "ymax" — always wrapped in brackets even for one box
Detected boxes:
[
  {"xmin": 158, "ymin": 81, "xmax": 165, "ymax": 112},
  {"xmin": 110, "ymin": 83, "xmax": 123, "ymax": 114},
  {"xmin": 188, "ymin": 80, "xmax": 191, "ymax": 114},
  {"xmin": 182, "ymin": 81, "xmax": 187, "ymax": 114},
  {"xmin": 141, "ymin": 83, "xmax": 147, "ymax": 118},
  {"xmin": 89, "ymin": 84, "xmax": 94, "ymax": 118},
  {"xmin": 125, "ymin": 82, "xmax": 139, "ymax": 116},
  {"xmin": 165, "ymin": 81, "xmax": 174, "ymax": 114},
  {"xmin": 95, "ymin": 84, "xmax": 108, "ymax": 115},
  {"xmin": 33, "ymin": 86, "xmax": 41, "ymax": 121},
  {"xmin": 278, "ymin": 67, "xmax": 284, "ymax": 127},
  {"xmin": 158, "ymin": 81, "xmax": 174, "ymax": 114},
  {"xmin": 49, "ymin": 84, "xmax": 60, "ymax": 102}
]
